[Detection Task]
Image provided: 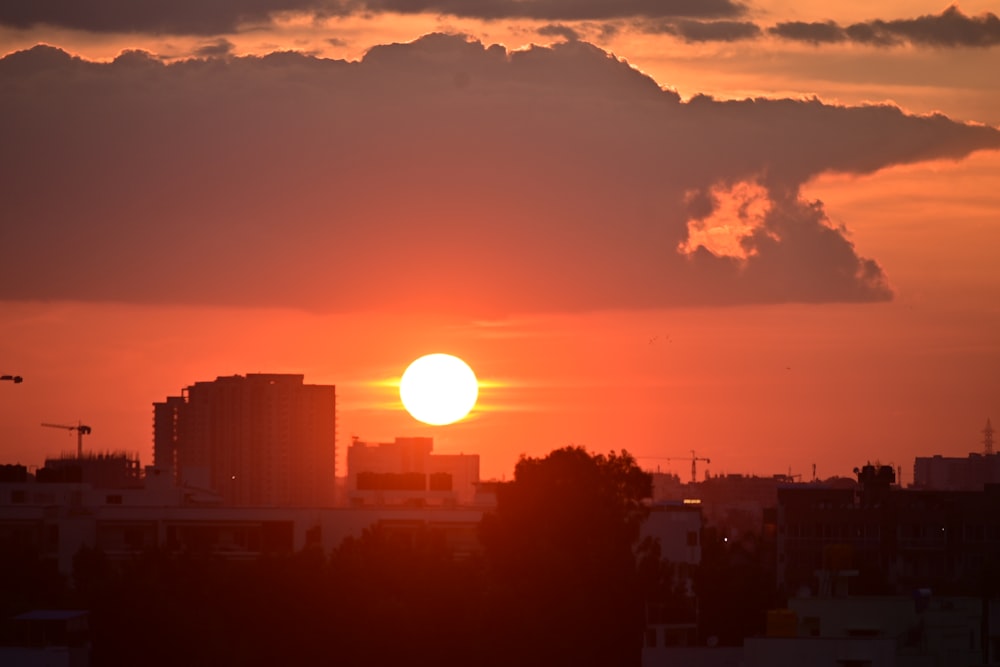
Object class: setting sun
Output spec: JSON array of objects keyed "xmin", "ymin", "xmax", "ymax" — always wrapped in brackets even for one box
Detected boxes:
[{"xmin": 399, "ymin": 353, "xmax": 479, "ymax": 426}]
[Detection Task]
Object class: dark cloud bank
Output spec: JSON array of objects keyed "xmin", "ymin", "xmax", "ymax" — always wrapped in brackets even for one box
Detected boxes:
[
  {"xmin": 634, "ymin": 5, "xmax": 1000, "ymax": 45},
  {"xmin": 771, "ymin": 5, "xmax": 1000, "ymax": 48},
  {"xmin": 0, "ymin": 0, "xmax": 743, "ymax": 34},
  {"xmin": 4, "ymin": 1, "xmax": 997, "ymax": 50},
  {"xmin": 2, "ymin": 35, "xmax": 998, "ymax": 313}
]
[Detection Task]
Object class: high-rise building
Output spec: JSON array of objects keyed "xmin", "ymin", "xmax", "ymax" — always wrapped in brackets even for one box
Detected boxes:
[{"xmin": 154, "ymin": 374, "xmax": 336, "ymax": 506}]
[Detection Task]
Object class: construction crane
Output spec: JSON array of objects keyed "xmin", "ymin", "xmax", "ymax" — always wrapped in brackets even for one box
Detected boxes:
[
  {"xmin": 665, "ymin": 450, "xmax": 711, "ymax": 484},
  {"xmin": 41, "ymin": 421, "xmax": 92, "ymax": 458}
]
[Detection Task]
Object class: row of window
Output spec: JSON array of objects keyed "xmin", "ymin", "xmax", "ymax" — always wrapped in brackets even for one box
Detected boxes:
[{"xmin": 784, "ymin": 523, "xmax": 1000, "ymax": 542}]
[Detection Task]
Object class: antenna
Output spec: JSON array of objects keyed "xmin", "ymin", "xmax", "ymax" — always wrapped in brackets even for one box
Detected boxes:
[{"xmin": 985, "ymin": 418, "xmax": 994, "ymax": 456}]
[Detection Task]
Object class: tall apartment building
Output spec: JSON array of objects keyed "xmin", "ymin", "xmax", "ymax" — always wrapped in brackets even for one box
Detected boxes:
[{"xmin": 154, "ymin": 374, "xmax": 336, "ymax": 507}]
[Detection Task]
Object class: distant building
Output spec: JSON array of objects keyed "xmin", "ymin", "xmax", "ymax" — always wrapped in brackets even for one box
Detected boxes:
[
  {"xmin": 912, "ymin": 453, "xmax": 1000, "ymax": 491},
  {"xmin": 0, "ymin": 468, "xmax": 484, "ymax": 574},
  {"xmin": 154, "ymin": 374, "xmax": 337, "ymax": 507},
  {"xmin": 912, "ymin": 419, "xmax": 1000, "ymax": 491},
  {"xmin": 642, "ymin": 502, "xmax": 703, "ymax": 566},
  {"xmin": 641, "ymin": 502, "xmax": 703, "ymax": 661},
  {"xmin": 651, "ymin": 471, "xmax": 818, "ymax": 539},
  {"xmin": 347, "ymin": 436, "xmax": 479, "ymax": 507},
  {"xmin": 37, "ymin": 452, "xmax": 142, "ymax": 489},
  {"xmin": 776, "ymin": 464, "xmax": 1000, "ymax": 597},
  {"xmin": 745, "ymin": 595, "xmax": 999, "ymax": 666}
]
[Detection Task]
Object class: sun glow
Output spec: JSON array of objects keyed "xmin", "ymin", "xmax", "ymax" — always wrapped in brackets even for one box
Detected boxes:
[{"xmin": 399, "ymin": 353, "xmax": 479, "ymax": 426}]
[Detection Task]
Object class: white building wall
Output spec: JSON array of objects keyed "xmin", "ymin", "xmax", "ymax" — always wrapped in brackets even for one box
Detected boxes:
[{"xmin": 641, "ymin": 504, "xmax": 702, "ymax": 565}]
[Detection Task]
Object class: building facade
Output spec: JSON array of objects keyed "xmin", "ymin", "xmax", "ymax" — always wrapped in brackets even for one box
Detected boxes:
[
  {"xmin": 776, "ymin": 464, "xmax": 1000, "ymax": 597},
  {"xmin": 347, "ymin": 436, "xmax": 480, "ymax": 507},
  {"xmin": 0, "ymin": 465, "xmax": 485, "ymax": 575},
  {"xmin": 912, "ymin": 452, "xmax": 1000, "ymax": 491},
  {"xmin": 154, "ymin": 374, "xmax": 336, "ymax": 507}
]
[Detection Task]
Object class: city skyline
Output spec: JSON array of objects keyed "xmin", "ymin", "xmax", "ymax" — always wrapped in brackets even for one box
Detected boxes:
[{"xmin": 1, "ymin": 1, "xmax": 999, "ymax": 482}]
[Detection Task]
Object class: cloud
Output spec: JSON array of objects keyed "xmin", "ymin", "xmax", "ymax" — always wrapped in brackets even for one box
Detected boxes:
[
  {"xmin": 5, "ymin": 1, "xmax": 993, "ymax": 51},
  {"xmin": 768, "ymin": 20, "xmax": 845, "ymax": 45},
  {"xmin": 334, "ymin": 0, "xmax": 745, "ymax": 21},
  {"xmin": 195, "ymin": 38, "xmax": 236, "ymax": 58},
  {"xmin": 0, "ymin": 0, "xmax": 745, "ymax": 35},
  {"xmin": 537, "ymin": 24, "xmax": 580, "ymax": 42},
  {"xmin": 638, "ymin": 18, "xmax": 761, "ymax": 42},
  {"xmin": 0, "ymin": 0, "xmax": 319, "ymax": 35},
  {"xmin": 2, "ymin": 34, "xmax": 998, "ymax": 314},
  {"xmin": 771, "ymin": 6, "xmax": 1000, "ymax": 48}
]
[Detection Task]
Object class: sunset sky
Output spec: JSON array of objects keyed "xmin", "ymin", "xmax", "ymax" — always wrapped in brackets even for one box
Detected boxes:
[{"xmin": 1, "ymin": 1, "xmax": 999, "ymax": 483}]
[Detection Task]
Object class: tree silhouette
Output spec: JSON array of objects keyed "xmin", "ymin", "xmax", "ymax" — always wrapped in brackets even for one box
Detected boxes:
[
  {"xmin": 328, "ymin": 522, "xmax": 487, "ymax": 665},
  {"xmin": 479, "ymin": 446, "xmax": 652, "ymax": 666}
]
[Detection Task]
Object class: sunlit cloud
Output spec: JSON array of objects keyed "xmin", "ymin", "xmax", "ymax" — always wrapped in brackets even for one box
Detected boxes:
[{"xmin": 679, "ymin": 181, "xmax": 772, "ymax": 259}]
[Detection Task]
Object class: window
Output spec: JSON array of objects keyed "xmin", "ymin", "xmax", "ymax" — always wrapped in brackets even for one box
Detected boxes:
[
  {"xmin": 429, "ymin": 472, "xmax": 453, "ymax": 491},
  {"xmin": 106, "ymin": 494, "xmax": 123, "ymax": 505},
  {"xmin": 846, "ymin": 628, "xmax": 880, "ymax": 638}
]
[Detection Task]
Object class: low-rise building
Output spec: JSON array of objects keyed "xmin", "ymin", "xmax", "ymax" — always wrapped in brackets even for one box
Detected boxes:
[
  {"xmin": 0, "ymin": 462, "xmax": 486, "ymax": 575},
  {"xmin": 777, "ymin": 464, "xmax": 1000, "ymax": 597},
  {"xmin": 746, "ymin": 594, "xmax": 999, "ymax": 666},
  {"xmin": 641, "ymin": 502, "xmax": 704, "ymax": 662},
  {"xmin": 347, "ymin": 436, "xmax": 479, "ymax": 507}
]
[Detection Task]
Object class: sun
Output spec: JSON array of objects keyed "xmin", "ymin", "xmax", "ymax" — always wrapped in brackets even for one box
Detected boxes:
[{"xmin": 400, "ymin": 353, "xmax": 479, "ymax": 426}]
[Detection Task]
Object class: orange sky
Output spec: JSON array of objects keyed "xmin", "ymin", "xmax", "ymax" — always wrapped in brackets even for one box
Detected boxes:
[{"xmin": 1, "ymin": 1, "xmax": 999, "ymax": 482}]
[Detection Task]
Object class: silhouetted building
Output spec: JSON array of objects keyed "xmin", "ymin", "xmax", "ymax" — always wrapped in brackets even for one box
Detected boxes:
[
  {"xmin": 347, "ymin": 436, "xmax": 479, "ymax": 507},
  {"xmin": 154, "ymin": 374, "xmax": 336, "ymax": 506},
  {"xmin": 777, "ymin": 464, "xmax": 1000, "ymax": 597},
  {"xmin": 37, "ymin": 452, "xmax": 142, "ymax": 489},
  {"xmin": 0, "ymin": 466, "xmax": 484, "ymax": 574},
  {"xmin": 0, "ymin": 610, "xmax": 91, "ymax": 667},
  {"xmin": 0, "ymin": 464, "xmax": 28, "ymax": 483},
  {"xmin": 652, "ymin": 471, "xmax": 814, "ymax": 539},
  {"xmin": 912, "ymin": 419, "xmax": 1000, "ymax": 491},
  {"xmin": 913, "ymin": 453, "xmax": 1000, "ymax": 491},
  {"xmin": 641, "ymin": 502, "xmax": 704, "ymax": 661},
  {"xmin": 746, "ymin": 595, "xmax": 1000, "ymax": 666}
]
